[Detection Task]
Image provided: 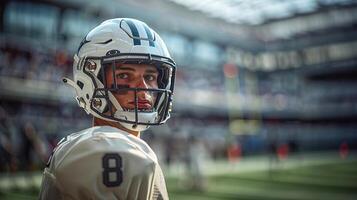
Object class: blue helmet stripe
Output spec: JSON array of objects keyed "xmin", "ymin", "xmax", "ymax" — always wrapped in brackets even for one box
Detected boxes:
[
  {"xmin": 143, "ymin": 25, "xmax": 155, "ymax": 47},
  {"xmin": 125, "ymin": 20, "xmax": 141, "ymax": 46}
]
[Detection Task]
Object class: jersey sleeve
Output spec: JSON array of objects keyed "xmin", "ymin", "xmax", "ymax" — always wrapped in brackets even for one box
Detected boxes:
[
  {"xmin": 38, "ymin": 168, "xmax": 63, "ymax": 200},
  {"xmin": 38, "ymin": 133, "xmax": 72, "ymax": 200},
  {"xmin": 38, "ymin": 127, "xmax": 169, "ymax": 200}
]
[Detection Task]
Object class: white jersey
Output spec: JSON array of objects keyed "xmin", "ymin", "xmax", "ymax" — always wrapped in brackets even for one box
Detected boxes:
[{"xmin": 39, "ymin": 126, "xmax": 168, "ymax": 200}]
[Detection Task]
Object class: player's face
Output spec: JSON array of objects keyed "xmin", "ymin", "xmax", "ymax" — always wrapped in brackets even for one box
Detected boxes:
[{"xmin": 105, "ymin": 63, "xmax": 159, "ymax": 111}]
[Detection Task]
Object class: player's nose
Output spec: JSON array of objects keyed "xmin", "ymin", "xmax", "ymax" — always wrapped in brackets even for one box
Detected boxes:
[
  {"xmin": 135, "ymin": 76, "xmax": 149, "ymax": 89},
  {"xmin": 134, "ymin": 77, "xmax": 154, "ymax": 100}
]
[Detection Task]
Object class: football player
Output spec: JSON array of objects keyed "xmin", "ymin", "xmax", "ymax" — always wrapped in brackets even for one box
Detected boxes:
[{"xmin": 39, "ymin": 18, "xmax": 176, "ymax": 200}]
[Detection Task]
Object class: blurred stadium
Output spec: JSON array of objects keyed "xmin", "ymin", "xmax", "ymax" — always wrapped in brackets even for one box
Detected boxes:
[{"xmin": 1, "ymin": 0, "xmax": 357, "ymax": 199}]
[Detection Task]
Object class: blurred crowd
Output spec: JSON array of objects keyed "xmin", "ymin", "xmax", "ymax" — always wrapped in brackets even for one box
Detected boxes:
[
  {"xmin": 0, "ymin": 42, "xmax": 224, "ymax": 92},
  {"xmin": 0, "ymin": 45, "xmax": 72, "ymax": 82},
  {"xmin": 0, "ymin": 105, "xmax": 48, "ymax": 172}
]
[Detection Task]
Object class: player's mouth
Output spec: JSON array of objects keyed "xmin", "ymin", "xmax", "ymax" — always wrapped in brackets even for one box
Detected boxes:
[{"xmin": 128, "ymin": 99, "xmax": 152, "ymax": 109}]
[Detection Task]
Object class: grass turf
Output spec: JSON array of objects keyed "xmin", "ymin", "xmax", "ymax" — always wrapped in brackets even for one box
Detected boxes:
[
  {"xmin": 167, "ymin": 160, "xmax": 357, "ymax": 200},
  {"xmin": 1, "ymin": 159, "xmax": 357, "ymax": 200}
]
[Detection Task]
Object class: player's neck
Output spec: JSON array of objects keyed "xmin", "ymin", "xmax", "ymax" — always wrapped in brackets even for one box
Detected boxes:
[{"xmin": 93, "ymin": 117, "xmax": 140, "ymax": 137}]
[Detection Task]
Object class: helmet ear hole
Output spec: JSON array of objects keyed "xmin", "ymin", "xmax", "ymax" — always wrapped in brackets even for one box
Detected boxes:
[{"xmin": 77, "ymin": 81, "xmax": 84, "ymax": 90}]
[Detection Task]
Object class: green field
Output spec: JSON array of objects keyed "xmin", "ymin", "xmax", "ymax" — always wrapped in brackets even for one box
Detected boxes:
[
  {"xmin": 167, "ymin": 160, "xmax": 357, "ymax": 200},
  {"xmin": 1, "ymin": 155, "xmax": 357, "ymax": 200}
]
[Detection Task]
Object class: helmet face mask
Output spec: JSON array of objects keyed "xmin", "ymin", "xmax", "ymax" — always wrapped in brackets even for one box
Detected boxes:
[
  {"xmin": 88, "ymin": 54, "xmax": 175, "ymax": 126},
  {"xmin": 67, "ymin": 18, "xmax": 176, "ymax": 131}
]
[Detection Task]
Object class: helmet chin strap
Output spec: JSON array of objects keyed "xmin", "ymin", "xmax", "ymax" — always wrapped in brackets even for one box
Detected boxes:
[{"xmin": 114, "ymin": 110, "xmax": 158, "ymax": 132}]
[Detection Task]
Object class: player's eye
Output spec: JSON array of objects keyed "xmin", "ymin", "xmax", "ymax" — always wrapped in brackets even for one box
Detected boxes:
[
  {"xmin": 145, "ymin": 74, "xmax": 157, "ymax": 82},
  {"xmin": 116, "ymin": 73, "xmax": 129, "ymax": 79}
]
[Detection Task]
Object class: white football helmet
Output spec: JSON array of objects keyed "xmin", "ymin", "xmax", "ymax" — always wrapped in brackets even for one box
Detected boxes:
[{"xmin": 63, "ymin": 18, "xmax": 176, "ymax": 132}]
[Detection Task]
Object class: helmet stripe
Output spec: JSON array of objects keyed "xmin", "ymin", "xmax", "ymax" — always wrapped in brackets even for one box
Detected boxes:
[
  {"xmin": 124, "ymin": 19, "xmax": 141, "ymax": 46},
  {"xmin": 143, "ymin": 25, "xmax": 155, "ymax": 47},
  {"xmin": 77, "ymin": 35, "xmax": 90, "ymax": 54}
]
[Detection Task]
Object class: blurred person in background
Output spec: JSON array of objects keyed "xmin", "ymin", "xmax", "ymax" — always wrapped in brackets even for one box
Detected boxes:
[
  {"xmin": 39, "ymin": 18, "xmax": 176, "ymax": 200},
  {"xmin": 18, "ymin": 121, "xmax": 48, "ymax": 170},
  {"xmin": 227, "ymin": 141, "xmax": 242, "ymax": 163},
  {"xmin": 185, "ymin": 135, "xmax": 207, "ymax": 191},
  {"xmin": 0, "ymin": 106, "xmax": 17, "ymax": 173},
  {"xmin": 268, "ymin": 140, "xmax": 278, "ymax": 175}
]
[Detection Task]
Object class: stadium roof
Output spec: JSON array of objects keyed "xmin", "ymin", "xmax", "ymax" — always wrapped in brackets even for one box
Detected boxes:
[
  {"xmin": 167, "ymin": 0, "xmax": 357, "ymax": 25},
  {"xmin": 40, "ymin": 0, "xmax": 357, "ymax": 50}
]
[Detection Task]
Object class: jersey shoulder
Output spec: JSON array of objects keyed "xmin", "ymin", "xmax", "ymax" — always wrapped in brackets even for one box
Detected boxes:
[
  {"xmin": 48, "ymin": 126, "xmax": 157, "ymax": 171},
  {"xmin": 42, "ymin": 126, "xmax": 164, "ymax": 200}
]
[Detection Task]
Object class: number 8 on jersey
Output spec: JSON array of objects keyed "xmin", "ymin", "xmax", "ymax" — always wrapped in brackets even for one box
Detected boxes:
[{"xmin": 102, "ymin": 153, "xmax": 123, "ymax": 187}]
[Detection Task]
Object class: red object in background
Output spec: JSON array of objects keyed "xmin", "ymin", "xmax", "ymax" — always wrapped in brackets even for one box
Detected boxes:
[
  {"xmin": 227, "ymin": 143, "xmax": 242, "ymax": 162},
  {"xmin": 56, "ymin": 50, "xmax": 69, "ymax": 66},
  {"xmin": 223, "ymin": 63, "xmax": 238, "ymax": 78},
  {"xmin": 339, "ymin": 141, "xmax": 349, "ymax": 159},
  {"xmin": 277, "ymin": 144, "xmax": 289, "ymax": 160}
]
